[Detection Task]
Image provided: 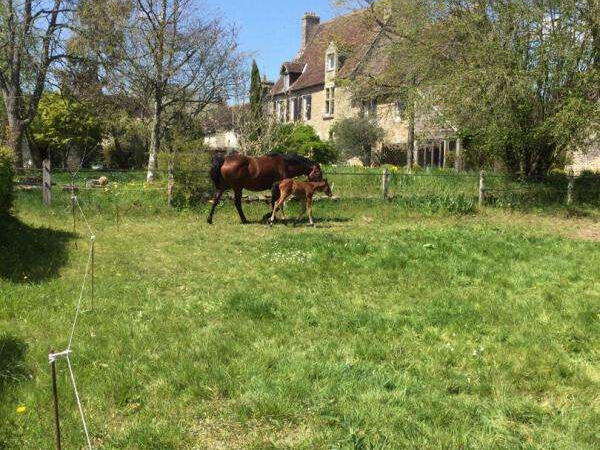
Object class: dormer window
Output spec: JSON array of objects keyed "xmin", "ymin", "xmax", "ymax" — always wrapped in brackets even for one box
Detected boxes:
[
  {"xmin": 326, "ymin": 53, "xmax": 336, "ymax": 71},
  {"xmin": 284, "ymin": 74, "xmax": 290, "ymax": 90}
]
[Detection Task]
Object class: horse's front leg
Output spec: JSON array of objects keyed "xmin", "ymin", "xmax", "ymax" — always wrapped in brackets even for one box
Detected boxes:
[{"xmin": 233, "ymin": 188, "xmax": 248, "ymax": 224}]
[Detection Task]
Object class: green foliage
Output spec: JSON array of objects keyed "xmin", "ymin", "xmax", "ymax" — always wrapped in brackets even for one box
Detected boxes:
[
  {"xmin": 102, "ymin": 114, "xmax": 149, "ymax": 169},
  {"xmin": 273, "ymin": 123, "xmax": 338, "ymax": 164},
  {"xmin": 249, "ymin": 60, "xmax": 262, "ymax": 118},
  {"xmin": 0, "ymin": 146, "xmax": 14, "ymax": 215},
  {"xmin": 348, "ymin": 0, "xmax": 599, "ymax": 177},
  {"xmin": 159, "ymin": 151, "xmax": 213, "ymax": 207},
  {"xmin": 162, "ymin": 111, "xmax": 205, "ymax": 153},
  {"xmin": 30, "ymin": 93, "xmax": 102, "ymax": 166},
  {"xmin": 331, "ymin": 117, "xmax": 384, "ymax": 166}
]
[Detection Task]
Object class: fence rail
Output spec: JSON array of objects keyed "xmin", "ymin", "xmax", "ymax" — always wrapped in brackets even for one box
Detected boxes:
[{"xmin": 14, "ymin": 160, "xmax": 600, "ymax": 210}]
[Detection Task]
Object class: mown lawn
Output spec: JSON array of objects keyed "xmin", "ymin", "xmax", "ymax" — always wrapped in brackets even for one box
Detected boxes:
[{"xmin": 1, "ymin": 194, "xmax": 599, "ymax": 449}]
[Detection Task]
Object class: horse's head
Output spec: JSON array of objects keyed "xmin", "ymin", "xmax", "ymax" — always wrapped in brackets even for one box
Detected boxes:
[{"xmin": 308, "ymin": 164, "xmax": 323, "ymax": 182}]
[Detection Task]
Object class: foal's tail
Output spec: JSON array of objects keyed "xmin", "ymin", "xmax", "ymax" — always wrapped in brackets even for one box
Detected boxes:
[{"xmin": 210, "ymin": 154, "xmax": 226, "ymax": 190}]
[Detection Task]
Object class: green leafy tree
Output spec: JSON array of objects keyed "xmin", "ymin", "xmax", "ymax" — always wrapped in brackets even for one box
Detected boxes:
[
  {"xmin": 249, "ymin": 60, "xmax": 263, "ymax": 118},
  {"xmin": 345, "ymin": 0, "xmax": 599, "ymax": 177},
  {"xmin": 331, "ymin": 117, "xmax": 384, "ymax": 166},
  {"xmin": 30, "ymin": 93, "xmax": 102, "ymax": 168}
]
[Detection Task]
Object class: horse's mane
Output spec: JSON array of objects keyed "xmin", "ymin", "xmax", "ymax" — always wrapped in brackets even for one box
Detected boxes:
[{"xmin": 267, "ymin": 152, "xmax": 316, "ymax": 168}]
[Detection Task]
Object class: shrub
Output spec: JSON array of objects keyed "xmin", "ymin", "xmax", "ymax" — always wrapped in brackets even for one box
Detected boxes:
[
  {"xmin": 331, "ymin": 117, "xmax": 384, "ymax": 166},
  {"xmin": 299, "ymin": 140, "xmax": 339, "ymax": 164},
  {"xmin": 0, "ymin": 146, "xmax": 14, "ymax": 215},
  {"xmin": 272, "ymin": 123, "xmax": 338, "ymax": 163},
  {"xmin": 159, "ymin": 151, "xmax": 213, "ymax": 208}
]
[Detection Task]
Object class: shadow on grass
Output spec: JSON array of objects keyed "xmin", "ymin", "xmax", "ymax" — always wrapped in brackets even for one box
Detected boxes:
[
  {"xmin": 0, "ymin": 215, "xmax": 75, "ymax": 283},
  {"xmin": 0, "ymin": 334, "xmax": 30, "ymax": 394}
]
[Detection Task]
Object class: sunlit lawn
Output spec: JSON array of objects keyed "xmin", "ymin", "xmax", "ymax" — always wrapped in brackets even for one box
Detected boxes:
[{"xmin": 1, "ymin": 193, "xmax": 599, "ymax": 449}]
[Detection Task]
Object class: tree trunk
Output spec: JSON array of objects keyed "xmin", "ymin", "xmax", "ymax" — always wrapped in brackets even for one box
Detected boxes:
[
  {"xmin": 407, "ymin": 101, "xmax": 415, "ymax": 169},
  {"xmin": 7, "ymin": 119, "xmax": 25, "ymax": 168},
  {"xmin": 147, "ymin": 97, "xmax": 162, "ymax": 182}
]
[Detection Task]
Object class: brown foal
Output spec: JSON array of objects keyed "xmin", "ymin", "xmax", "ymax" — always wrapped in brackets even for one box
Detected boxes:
[{"xmin": 270, "ymin": 178, "xmax": 332, "ymax": 226}]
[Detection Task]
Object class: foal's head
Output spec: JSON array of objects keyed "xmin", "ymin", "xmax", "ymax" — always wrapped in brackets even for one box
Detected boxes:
[{"xmin": 319, "ymin": 179, "xmax": 333, "ymax": 197}]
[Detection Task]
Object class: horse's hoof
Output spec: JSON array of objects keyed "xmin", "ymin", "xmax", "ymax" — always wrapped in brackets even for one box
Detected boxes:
[{"xmin": 207, "ymin": 218, "xmax": 213, "ymax": 225}]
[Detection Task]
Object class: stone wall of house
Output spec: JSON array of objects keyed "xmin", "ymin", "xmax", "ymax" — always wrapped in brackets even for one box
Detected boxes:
[
  {"xmin": 274, "ymin": 86, "xmax": 411, "ymax": 146},
  {"xmin": 567, "ymin": 142, "xmax": 600, "ymax": 174},
  {"xmin": 204, "ymin": 130, "xmax": 239, "ymax": 150}
]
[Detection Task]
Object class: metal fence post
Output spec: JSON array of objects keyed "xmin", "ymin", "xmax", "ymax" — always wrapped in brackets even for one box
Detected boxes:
[
  {"xmin": 382, "ymin": 168, "xmax": 390, "ymax": 200},
  {"xmin": 567, "ymin": 173, "xmax": 575, "ymax": 205},
  {"xmin": 43, "ymin": 159, "xmax": 52, "ymax": 206},
  {"xmin": 50, "ymin": 356, "xmax": 62, "ymax": 450},
  {"xmin": 479, "ymin": 170, "xmax": 485, "ymax": 208}
]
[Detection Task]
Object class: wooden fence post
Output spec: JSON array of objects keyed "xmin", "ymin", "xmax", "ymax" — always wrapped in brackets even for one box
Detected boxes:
[
  {"xmin": 43, "ymin": 159, "xmax": 51, "ymax": 206},
  {"xmin": 455, "ymin": 138, "xmax": 463, "ymax": 172},
  {"xmin": 443, "ymin": 140, "xmax": 449, "ymax": 169},
  {"xmin": 478, "ymin": 170, "xmax": 485, "ymax": 208},
  {"xmin": 167, "ymin": 158, "xmax": 174, "ymax": 208},
  {"xmin": 382, "ymin": 168, "xmax": 390, "ymax": 200},
  {"xmin": 567, "ymin": 173, "xmax": 575, "ymax": 205}
]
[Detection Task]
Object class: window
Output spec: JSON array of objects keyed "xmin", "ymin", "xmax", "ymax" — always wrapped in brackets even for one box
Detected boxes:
[
  {"xmin": 302, "ymin": 95, "xmax": 312, "ymax": 121},
  {"xmin": 285, "ymin": 99, "xmax": 290, "ymax": 122},
  {"xmin": 395, "ymin": 100, "xmax": 406, "ymax": 119},
  {"xmin": 325, "ymin": 87, "xmax": 335, "ymax": 116},
  {"xmin": 326, "ymin": 53, "xmax": 336, "ymax": 71},
  {"xmin": 292, "ymin": 97, "xmax": 300, "ymax": 122},
  {"xmin": 363, "ymin": 99, "xmax": 377, "ymax": 119},
  {"xmin": 284, "ymin": 74, "xmax": 290, "ymax": 91}
]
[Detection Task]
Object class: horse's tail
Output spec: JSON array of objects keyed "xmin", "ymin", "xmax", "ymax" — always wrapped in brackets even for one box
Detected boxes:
[{"xmin": 210, "ymin": 154, "xmax": 226, "ymax": 190}]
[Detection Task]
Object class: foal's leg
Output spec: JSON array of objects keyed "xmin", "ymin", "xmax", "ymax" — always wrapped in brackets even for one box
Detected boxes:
[
  {"xmin": 270, "ymin": 193, "xmax": 288, "ymax": 224},
  {"xmin": 233, "ymin": 188, "xmax": 248, "ymax": 224},
  {"xmin": 207, "ymin": 189, "xmax": 224, "ymax": 225},
  {"xmin": 294, "ymin": 199, "xmax": 306, "ymax": 226},
  {"xmin": 307, "ymin": 195, "xmax": 315, "ymax": 227}
]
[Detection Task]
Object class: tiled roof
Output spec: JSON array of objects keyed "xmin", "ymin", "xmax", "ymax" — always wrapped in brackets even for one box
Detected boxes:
[
  {"xmin": 282, "ymin": 62, "xmax": 305, "ymax": 74},
  {"xmin": 271, "ymin": 10, "xmax": 380, "ymax": 96}
]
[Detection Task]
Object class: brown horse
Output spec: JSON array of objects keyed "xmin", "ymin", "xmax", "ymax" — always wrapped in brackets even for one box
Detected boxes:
[
  {"xmin": 270, "ymin": 178, "xmax": 332, "ymax": 226},
  {"xmin": 207, "ymin": 152, "xmax": 322, "ymax": 224}
]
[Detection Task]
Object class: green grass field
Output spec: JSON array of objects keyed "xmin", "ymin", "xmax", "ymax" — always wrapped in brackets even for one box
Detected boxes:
[{"xmin": 1, "ymin": 190, "xmax": 599, "ymax": 448}]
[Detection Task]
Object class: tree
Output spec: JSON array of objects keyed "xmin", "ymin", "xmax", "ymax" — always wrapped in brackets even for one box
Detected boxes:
[
  {"xmin": 30, "ymin": 92, "xmax": 102, "ymax": 168},
  {"xmin": 331, "ymin": 117, "xmax": 384, "ymax": 166},
  {"xmin": 249, "ymin": 60, "xmax": 262, "ymax": 118},
  {"xmin": 78, "ymin": 0, "xmax": 242, "ymax": 181},
  {"xmin": 0, "ymin": 0, "xmax": 76, "ymax": 167},
  {"xmin": 342, "ymin": 0, "xmax": 600, "ymax": 177}
]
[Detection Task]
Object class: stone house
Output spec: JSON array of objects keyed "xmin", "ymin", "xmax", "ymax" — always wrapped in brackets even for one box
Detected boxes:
[{"xmin": 269, "ymin": 10, "xmax": 461, "ymax": 168}]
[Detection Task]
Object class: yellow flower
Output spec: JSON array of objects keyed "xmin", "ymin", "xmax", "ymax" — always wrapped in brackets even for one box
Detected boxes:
[{"xmin": 16, "ymin": 405, "xmax": 26, "ymax": 414}]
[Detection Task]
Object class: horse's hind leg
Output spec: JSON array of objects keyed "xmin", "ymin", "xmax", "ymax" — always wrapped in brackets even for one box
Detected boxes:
[
  {"xmin": 233, "ymin": 188, "xmax": 248, "ymax": 224},
  {"xmin": 207, "ymin": 190, "xmax": 224, "ymax": 225}
]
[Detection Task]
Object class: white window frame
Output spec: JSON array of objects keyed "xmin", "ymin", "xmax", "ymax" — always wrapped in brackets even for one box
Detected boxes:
[
  {"xmin": 326, "ymin": 53, "xmax": 336, "ymax": 71},
  {"xmin": 325, "ymin": 87, "xmax": 335, "ymax": 116},
  {"xmin": 395, "ymin": 100, "xmax": 406, "ymax": 120},
  {"xmin": 302, "ymin": 95, "xmax": 312, "ymax": 121}
]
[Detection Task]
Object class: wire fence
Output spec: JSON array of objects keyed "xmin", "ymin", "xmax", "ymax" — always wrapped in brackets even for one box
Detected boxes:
[{"xmin": 13, "ymin": 165, "xmax": 600, "ymax": 213}]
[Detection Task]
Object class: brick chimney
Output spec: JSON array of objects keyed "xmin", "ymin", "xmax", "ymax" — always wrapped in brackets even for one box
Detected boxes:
[{"xmin": 301, "ymin": 12, "xmax": 320, "ymax": 53}]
